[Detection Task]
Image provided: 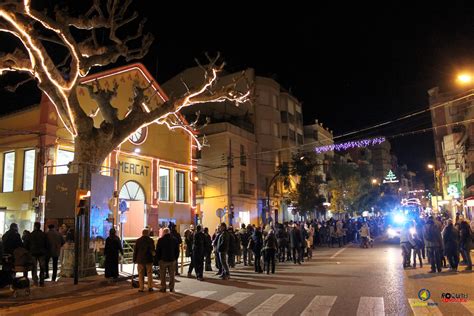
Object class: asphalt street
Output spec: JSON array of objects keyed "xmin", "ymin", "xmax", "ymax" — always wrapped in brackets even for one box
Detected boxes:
[{"xmin": 0, "ymin": 242, "xmax": 473, "ymax": 315}]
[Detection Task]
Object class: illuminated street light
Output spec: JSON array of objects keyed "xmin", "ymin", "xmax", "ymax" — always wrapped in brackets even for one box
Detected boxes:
[
  {"xmin": 371, "ymin": 179, "xmax": 378, "ymax": 185},
  {"xmin": 457, "ymin": 73, "xmax": 473, "ymax": 84},
  {"xmin": 427, "ymin": 164, "xmax": 434, "ymax": 169}
]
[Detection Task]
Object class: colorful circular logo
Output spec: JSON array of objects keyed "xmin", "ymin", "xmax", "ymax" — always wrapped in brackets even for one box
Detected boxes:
[{"xmin": 418, "ymin": 289, "xmax": 431, "ymax": 301}]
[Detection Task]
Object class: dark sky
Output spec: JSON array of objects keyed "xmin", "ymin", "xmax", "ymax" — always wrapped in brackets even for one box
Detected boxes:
[{"xmin": 3, "ymin": 1, "xmax": 474, "ymax": 186}]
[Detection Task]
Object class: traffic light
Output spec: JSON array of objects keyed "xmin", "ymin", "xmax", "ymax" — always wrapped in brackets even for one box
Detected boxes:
[{"xmin": 75, "ymin": 190, "xmax": 90, "ymax": 216}]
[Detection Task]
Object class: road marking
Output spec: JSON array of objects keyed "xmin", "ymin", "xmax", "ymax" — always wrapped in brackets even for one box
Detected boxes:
[
  {"xmin": 138, "ymin": 290, "xmax": 216, "ymax": 315},
  {"xmin": 330, "ymin": 247, "xmax": 347, "ymax": 259},
  {"xmin": 356, "ymin": 297, "xmax": 385, "ymax": 316},
  {"xmin": 247, "ymin": 293, "xmax": 294, "ymax": 315},
  {"xmin": 82, "ymin": 290, "xmax": 169, "ymax": 315},
  {"xmin": 300, "ymin": 295, "xmax": 337, "ymax": 316},
  {"xmin": 33, "ymin": 289, "xmax": 136, "ymax": 316},
  {"xmin": 192, "ymin": 292, "xmax": 253, "ymax": 316},
  {"xmin": 461, "ymin": 300, "xmax": 474, "ymax": 314},
  {"xmin": 408, "ymin": 298, "xmax": 442, "ymax": 316}
]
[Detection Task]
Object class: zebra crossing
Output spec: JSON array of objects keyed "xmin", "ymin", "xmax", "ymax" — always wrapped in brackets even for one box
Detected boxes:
[{"xmin": 1, "ymin": 288, "xmax": 470, "ymax": 315}]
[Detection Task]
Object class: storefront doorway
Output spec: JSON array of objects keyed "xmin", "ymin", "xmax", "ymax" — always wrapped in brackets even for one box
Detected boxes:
[{"xmin": 119, "ymin": 181, "xmax": 146, "ymax": 238}]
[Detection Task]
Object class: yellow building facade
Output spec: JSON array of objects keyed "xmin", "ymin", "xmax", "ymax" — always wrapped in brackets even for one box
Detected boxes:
[{"xmin": 0, "ymin": 63, "xmax": 196, "ymax": 236}]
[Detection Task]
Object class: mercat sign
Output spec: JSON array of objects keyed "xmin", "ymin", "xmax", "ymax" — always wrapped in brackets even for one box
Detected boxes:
[{"xmin": 119, "ymin": 161, "xmax": 149, "ymax": 177}]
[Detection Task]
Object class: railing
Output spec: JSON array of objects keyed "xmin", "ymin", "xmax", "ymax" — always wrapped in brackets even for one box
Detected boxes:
[{"xmin": 238, "ymin": 182, "xmax": 255, "ymax": 195}]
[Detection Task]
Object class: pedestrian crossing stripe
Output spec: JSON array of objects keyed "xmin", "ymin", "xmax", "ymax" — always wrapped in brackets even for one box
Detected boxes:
[
  {"xmin": 356, "ymin": 297, "xmax": 385, "ymax": 316},
  {"xmin": 247, "ymin": 293, "xmax": 295, "ymax": 315},
  {"xmin": 137, "ymin": 290, "xmax": 216, "ymax": 316},
  {"xmin": 4, "ymin": 290, "xmax": 474, "ymax": 316},
  {"xmin": 300, "ymin": 295, "xmax": 337, "ymax": 316},
  {"xmin": 408, "ymin": 298, "xmax": 443, "ymax": 316},
  {"xmin": 192, "ymin": 292, "xmax": 253, "ymax": 316}
]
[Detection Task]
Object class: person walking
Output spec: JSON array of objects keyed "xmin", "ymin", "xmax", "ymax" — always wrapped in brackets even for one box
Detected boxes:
[
  {"xmin": 263, "ymin": 229, "xmax": 277, "ymax": 274},
  {"xmin": 26, "ymin": 222, "xmax": 47, "ymax": 287},
  {"xmin": 46, "ymin": 224, "xmax": 64, "ymax": 281},
  {"xmin": 133, "ymin": 229, "xmax": 155, "ymax": 292},
  {"xmin": 155, "ymin": 228, "xmax": 179, "ymax": 292},
  {"xmin": 290, "ymin": 224, "xmax": 302, "ymax": 264},
  {"xmin": 192, "ymin": 225, "xmax": 205, "ymax": 281},
  {"xmin": 104, "ymin": 228, "xmax": 123, "ymax": 280}
]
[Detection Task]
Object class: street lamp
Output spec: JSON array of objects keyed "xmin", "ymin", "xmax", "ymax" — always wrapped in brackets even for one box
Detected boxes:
[
  {"xmin": 427, "ymin": 164, "xmax": 436, "ymax": 194},
  {"xmin": 457, "ymin": 73, "xmax": 473, "ymax": 85},
  {"xmin": 371, "ymin": 178, "xmax": 378, "ymax": 185}
]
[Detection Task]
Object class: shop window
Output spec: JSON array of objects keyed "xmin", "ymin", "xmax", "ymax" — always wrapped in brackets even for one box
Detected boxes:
[
  {"xmin": 56, "ymin": 149, "xmax": 74, "ymax": 174},
  {"xmin": 176, "ymin": 171, "xmax": 186, "ymax": 202},
  {"xmin": 23, "ymin": 149, "xmax": 35, "ymax": 191},
  {"xmin": 159, "ymin": 168, "xmax": 170, "ymax": 201},
  {"xmin": 3, "ymin": 152, "xmax": 15, "ymax": 192}
]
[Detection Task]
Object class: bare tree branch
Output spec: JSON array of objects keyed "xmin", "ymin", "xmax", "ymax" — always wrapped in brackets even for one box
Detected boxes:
[{"xmin": 5, "ymin": 77, "xmax": 34, "ymax": 92}]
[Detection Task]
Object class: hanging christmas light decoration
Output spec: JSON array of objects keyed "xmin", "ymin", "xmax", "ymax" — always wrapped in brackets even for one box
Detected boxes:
[{"xmin": 314, "ymin": 137, "xmax": 385, "ymax": 154}]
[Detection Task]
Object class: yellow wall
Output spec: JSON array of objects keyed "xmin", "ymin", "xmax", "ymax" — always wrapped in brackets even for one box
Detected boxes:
[{"xmin": 0, "ymin": 107, "xmax": 40, "ymax": 212}]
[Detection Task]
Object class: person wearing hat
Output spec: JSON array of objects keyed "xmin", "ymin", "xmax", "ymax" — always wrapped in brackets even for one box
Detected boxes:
[{"xmin": 104, "ymin": 228, "xmax": 123, "ymax": 279}]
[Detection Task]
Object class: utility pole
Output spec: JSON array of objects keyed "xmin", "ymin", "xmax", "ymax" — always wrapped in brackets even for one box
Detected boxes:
[{"xmin": 227, "ymin": 138, "xmax": 234, "ymax": 226}]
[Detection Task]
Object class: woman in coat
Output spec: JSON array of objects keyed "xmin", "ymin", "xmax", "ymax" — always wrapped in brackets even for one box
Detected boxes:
[
  {"xmin": 442, "ymin": 219, "xmax": 459, "ymax": 272},
  {"xmin": 251, "ymin": 227, "xmax": 263, "ymax": 273},
  {"xmin": 104, "ymin": 228, "xmax": 123, "ymax": 279}
]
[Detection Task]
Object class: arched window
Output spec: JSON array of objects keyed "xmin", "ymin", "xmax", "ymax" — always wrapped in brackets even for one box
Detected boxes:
[{"xmin": 119, "ymin": 181, "xmax": 146, "ymax": 201}]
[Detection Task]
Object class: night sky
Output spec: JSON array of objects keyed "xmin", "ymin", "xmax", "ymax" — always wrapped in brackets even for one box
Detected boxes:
[{"xmin": 3, "ymin": 1, "xmax": 474, "ymax": 186}]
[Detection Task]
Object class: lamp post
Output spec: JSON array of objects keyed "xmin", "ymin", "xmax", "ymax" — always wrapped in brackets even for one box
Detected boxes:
[{"xmin": 427, "ymin": 164, "xmax": 436, "ymax": 194}]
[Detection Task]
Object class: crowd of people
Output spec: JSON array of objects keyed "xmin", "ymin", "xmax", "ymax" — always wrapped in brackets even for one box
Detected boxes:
[
  {"xmin": 129, "ymin": 217, "xmax": 385, "ymax": 293},
  {"xmin": 399, "ymin": 215, "xmax": 473, "ymax": 273},
  {"xmin": 0, "ymin": 222, "xmax": 66, "ymax": 287}
]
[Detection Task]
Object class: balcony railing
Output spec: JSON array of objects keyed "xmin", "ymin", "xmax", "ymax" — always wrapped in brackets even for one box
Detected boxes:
[{"xmin": 238, "ymin": 182, "xmax": 255, "ymax": 195}]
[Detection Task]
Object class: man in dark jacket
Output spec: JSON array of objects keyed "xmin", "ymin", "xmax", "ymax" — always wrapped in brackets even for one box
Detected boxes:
[
  {"xmin": 155, "ymin": 228, "xmax": 179, "ymax": 292},
  {"xmin": 25, "ymin": 222, "xmax": 47, "ymax": 286},
  {"xmin": 2, "ymin": 223, "xmax": 23, "ymax": 255},
  {"xmin": 238, "ymin": 224, "xmax": 250, "ymax": 266},
  {"xmin": 184, "ymin": 225, "xmax": 195, "ymax": 277},
  {"xmin": 442, "ymin": 219, "xmax": 459, "ymax": 272},
  {"xmin": 423, "ymin": 217, "xmax": 443, "ymax": 273},
  {"xmin": 459, "ymin": 219, "xmax": 472, "ymax": 271},
  {"xmin": 217, "ymin": 222, "xmax": 230, "ymax": 279},
  {"xmin": 290, "ymin": 224, "xmax": 302, "ymax": 264},
  {"xmin": 169, "ymin": 223, "xmax": 182, "ymax": 276},
  {"xmin": 46, "ymin": 224, "xmax": 64, "ymax": 281},
  {"xmin": 192, "ymin": 225, "xmax": 206, "ymax": 280},
  {"xmin": 133, "ymin": 229, "xmax": 155, "ymax": 292},
  {"xmin": 203, "ymin": 227, "xmax": 213, "ymax": 271}
]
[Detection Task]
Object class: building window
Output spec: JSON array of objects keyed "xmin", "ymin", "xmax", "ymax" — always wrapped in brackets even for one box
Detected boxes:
[
  {"xmin": 297, "ymin": 133, "xmax": 304, "ymax": 145},
  {"xmin": 23, "ymin": 149, "xmax": 35, "ymax": 191},
  {"xmin": 288, "ymin": 113, "xmax": 295, "ymax": 124},
  {"xmin": 260, "ymin": 120, "xmax": 271, "ymax": 135},
  {"xmin": 272, "ymin": 95, "xmax": 278, "ymax": 109},
  {"xmin": 176, "ymin": 171, "xmax": 186, "ymax": 202},
  {"xmin": 240, "ymin": 145, "xmax": 246, "ymax": 166},
  {"xmin": 258, "ymin": 90, "xmax": 269, "ymax": 105},
  {"xmin": 2, "ymin": 152, "xmax": 15, "ymax": 193},
  {"xmin": 289, "ymin": 129, "xmax": 296, "ymax": 141},
  {"xmin": 159, "ymin": 168, "xmax": 170, "ymax": 201},
  {"xmin": 273, "ymin": 123, "xmax": 280, "ymax": 137},
  {"xmin": 56, "ymin": 149, "xmax": 74, "ymax": 175},
  {"xmin": 280, "ymin": 111, "xmax": 288, "ymax": 123}
]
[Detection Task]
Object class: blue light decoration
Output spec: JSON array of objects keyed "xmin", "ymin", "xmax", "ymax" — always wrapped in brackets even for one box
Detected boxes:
[
  {"xmin": 394, "ymin": 213, "xmax": 406, "ymax": 224},
  {"xmin": 314, "ymin": 137, "xmax": 385, "ymax": 154}
]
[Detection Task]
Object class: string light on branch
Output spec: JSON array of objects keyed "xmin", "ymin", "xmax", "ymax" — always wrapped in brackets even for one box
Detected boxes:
[{"xmin": 314, "ymin": 137, "xmax": 385, "ymax": 154}]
